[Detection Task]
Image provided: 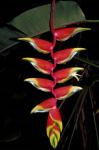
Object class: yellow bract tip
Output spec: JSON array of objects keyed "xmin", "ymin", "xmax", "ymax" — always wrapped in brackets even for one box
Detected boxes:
[
  {"xmin": 24, "ymin": 78, "xmax": 38, "ymax": 84},
  {"xmin": 72, "ymin": 86, "xmax": 83, "ymax": 91},
  {"xmin": 73, "ymin": 47, "xmax": 87, "ymax": 52},
  {"xmin": 22, "ymin": 57, "xmax": 35, "ymax": 62},
  {"xmin": 72, "ymin": 67, "xmax": 84, "ymax": 72},
  {"xmin": 18, "ymin": 37, "xmax": 32, "ymax": 42},
  {"xmin": 76, "ymin": 27, "xmax": 91, "ymax": 32}
]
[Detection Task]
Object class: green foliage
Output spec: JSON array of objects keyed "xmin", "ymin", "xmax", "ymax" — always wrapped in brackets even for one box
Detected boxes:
[{"xmin": 0, "ymin": 1, "xmax": 85, "ymax": 51}]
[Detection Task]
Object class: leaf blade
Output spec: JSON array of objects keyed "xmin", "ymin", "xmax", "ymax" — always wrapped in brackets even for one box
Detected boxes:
[{"xmin": 8, "ymin": 1, "xmax": 86, "ymax": 36}]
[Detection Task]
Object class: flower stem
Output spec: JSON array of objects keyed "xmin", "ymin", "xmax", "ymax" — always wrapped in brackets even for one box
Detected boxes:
[{"xmin": 50, "ymin": 0, "xmax": 57, "ymax": 98}]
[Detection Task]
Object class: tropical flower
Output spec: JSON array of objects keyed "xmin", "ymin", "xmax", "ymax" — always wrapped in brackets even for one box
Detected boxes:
[
  {"xmin": 30, "ymin": 98, "xmax": 57, "ymax": 113},
  {"xmin": 22, "ymin": 57, "xmax": 54, "ymax": 74},
  {"xmin": 53, "ymin": 48, "xmax": 86, "ymax": 64},
  {"xmin": 47, "ymin": 108, "xmax": 63, "ymax": 148},
  {"xmin": 53, "ymin": 67, "xmax": 84, "ymax": 83},
  {"xmin": 18, "ymin": 37, "xmax": 53, "ymax": 54},
  {"xmin": 24, "ymin": 78, "xmax": 54, "ymax": 92},
  {"xmin": 54, "ymin": 27, "xmax": 91, "ymax": 41},
  {"xmin": 54, "ymin": 85, "xmax": 83, "ymax": 100}
]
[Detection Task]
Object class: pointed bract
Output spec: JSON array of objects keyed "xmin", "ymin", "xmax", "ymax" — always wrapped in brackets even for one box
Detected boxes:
[
  {"xmin": 53, "ymin": 67, "xmax": 84, "ymax": 83},
  {"xmin": 54, "ymin": 85, "xmax": 83, "ymax": 100},
  {"xmin": 46, "ymin": 108, "xmax": 63, "ymax": 148},
  {"xmin": 47, "ymin": 108, "xmax": 63, "ymax": 133},
  {"xmin": 24, "ymin": 78, "xmax": 54, "ymax": 92},
  {"xmin": 53, "ymin": 48, "xmax": 86, "ymax": 64},
  {"xmin": 49, "ymin": 125, "xmax": 60, "ymax": 142},
  {"xmin": 47, "ymin": 116, "xmax": 60, "ymax": 142},
  {"xmin": 54, "ymin": 27, "xmax": 91, "ymax": 41},
  {"xmin": 22, "ymin": 57, "xmax": 54, "ymax": 74},
  {"xmin": 18, "ymin": 37, "xmax": 53, "ymax": 54},
  {"xmin": 30, "ymin": 98, "xmax": 57, "ymax": 113},
  {"xmin": 49, "ymin": 129, "xmax": 60, "ymax": 149}
]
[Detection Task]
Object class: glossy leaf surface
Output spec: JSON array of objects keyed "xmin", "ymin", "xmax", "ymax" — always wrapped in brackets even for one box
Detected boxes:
[{"xmin": 9, "ymin": 1, "xmax": 85, "ymax": 36}]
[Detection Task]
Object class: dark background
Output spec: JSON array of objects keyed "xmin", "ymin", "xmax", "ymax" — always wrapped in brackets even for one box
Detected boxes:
[{"xmin": 0, "ymin": 0, "xmax": 99, "ymax": 150}]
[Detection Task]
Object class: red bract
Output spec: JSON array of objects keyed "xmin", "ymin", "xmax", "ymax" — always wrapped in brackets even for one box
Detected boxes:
[
  {"xmin": 53, "ymin": 67, "xmax": 84, "ymax": 83},
  {"xmin": 46, "ymin": 108, "xmax": 63, "ymax": 148},
  {"xmin": 18, "ymin": 0, "xmax": 89, "ymax": 148},
  {"xmin": 53, "ymin": 48, "xmax": 86, "ymax": 64},
  {"xmin": 30, "ymin": 98, "xmax": 57, "ymax": 113},
  {"xmin": 24, "ymin": 78, "xmax": 54, "ymax": 92},
  {"xmin": 54, "ymin": 27, "xmax": 91, "ymax": 41},
  {"xmin": 48, "ymin": 108, "xmax": 63, "ymax": 132},
  {"xmin": 18, "ymin": 37, "xmax": 53, "ymax": 54},
  {"xmin": 22, "ymin": 57, "xmax": 54, "ymax": 74},
  {"xmin": 48, "ymin": 124, "xmax": 60, "ymax": 149},
  {"xmin": 54, "ymin": 85, "xmax": 82, "ymax": 100}
]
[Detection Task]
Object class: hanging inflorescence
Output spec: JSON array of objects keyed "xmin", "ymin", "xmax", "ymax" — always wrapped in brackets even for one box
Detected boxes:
[{"xmin": 18, "ymin": 0, "xmax": 91, "ymax": 148}]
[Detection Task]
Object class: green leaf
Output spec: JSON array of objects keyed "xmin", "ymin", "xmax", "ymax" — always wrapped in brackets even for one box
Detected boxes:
[
  {"xmin": 0, "ymin": 1, "xmax": 85, "ymax": 52},
  {"xmin": 8, "ymin": 1, "xmax": 86, "ymax": 36},
  {"xmin": 0, "ymin": 26, "xmax": 25, "ymax": 53}
]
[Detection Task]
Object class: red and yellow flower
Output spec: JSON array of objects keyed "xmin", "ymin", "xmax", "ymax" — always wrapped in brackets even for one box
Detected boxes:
[
  {"xmin": 54, "ymin": 27, "xmax": 91, "ymax": 41},
  {"xmin": 22, "ymin": 57, "xmax": 54, "ymax": 74},
  {"xmin": 47, "ymin": 108, "xmax": 63, "ymax": 148},
  {"xmin": 54, "ymin": 85, "xmax": 82, "ymax": 100},
  {"xmin": 31, "ymin": 98, "xmax": 57, "ymax": 113},
  {"xmin": 53, "ymin": 67, "xmax": 84, "ymax": 83},
  {"xmin": 24, "ymin": 78, "xmax": 54, "ymax": 92},
  {"xmin": 18, "ymin": 37, "xmax": 53, "ymax": 54},
  {"xmin": 53, "ymin": 47, "xmax": 86, "ymax": 64}
]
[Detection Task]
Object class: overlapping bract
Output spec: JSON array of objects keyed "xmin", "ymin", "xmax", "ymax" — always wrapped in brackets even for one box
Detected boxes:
[
  {"xmin": 47, "ymin": 108, "xmax": 63, "ymax": 148},
  {"xmin": 18, "ymin": 25, "xmax": 90, "ymax": 148}
]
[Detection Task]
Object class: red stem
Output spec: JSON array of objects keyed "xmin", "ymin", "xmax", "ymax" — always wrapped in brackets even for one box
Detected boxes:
[
  {"xmin": 50, "ymin": 0, "xmax": 56, "ymax": 35},
  {"xmin": 50, "ymin": 0, "xmax": 57, "ymax": 98}
]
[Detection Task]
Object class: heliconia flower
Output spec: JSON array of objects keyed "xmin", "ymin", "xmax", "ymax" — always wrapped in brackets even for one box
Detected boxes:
[
  {"xmin": 47, "ymin": 108, "xmax": 63, "ymax": 136},
  {"xmin": 24, "ymin": 78, "xmax": 54, "ymax": 92},
  {"xmin": 53, "ymin": 48, "xmax": 86, "ymax": 64},
  {"xmin": 53, "ymin": 67, "xmax": 84, "ymax": 83},
  {"xmin": 49, "ymin": 126, "xmax": 61, "ymax": 149},
  {"xmin": 30, "ymin": 98, "xmax": 57, "ymax": 113},
  {"xmin": 54, "ymin": 27, "xmax": 91, "ymax": 41},
  {"xmin": 22, "ymin": 57, "xmax": 54, "ymax": 74},
  {"xmin": 54, "ymin": 85, "xmax": 83, "ymax": 100},
  {"xmin": 46, "ymin": 108, "xmax": 63, "ymax": 148},
  {"xmin": 18, "ymin": 37, "xmax": 53, "ymax": 54}
]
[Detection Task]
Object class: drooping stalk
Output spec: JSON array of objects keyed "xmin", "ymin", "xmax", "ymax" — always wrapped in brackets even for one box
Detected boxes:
[
  {"xmin": 50, "ymin": 0, "xmax": 57, "ymax": 96},
  {"xmin": 50, "ymin": 0, "xmax": 56, "ymax": 50}
]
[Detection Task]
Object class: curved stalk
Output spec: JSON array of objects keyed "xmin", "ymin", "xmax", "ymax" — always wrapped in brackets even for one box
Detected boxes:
[{"xmin": 50, "ymin": 0, "xmax": 57, "ymax": 97}]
